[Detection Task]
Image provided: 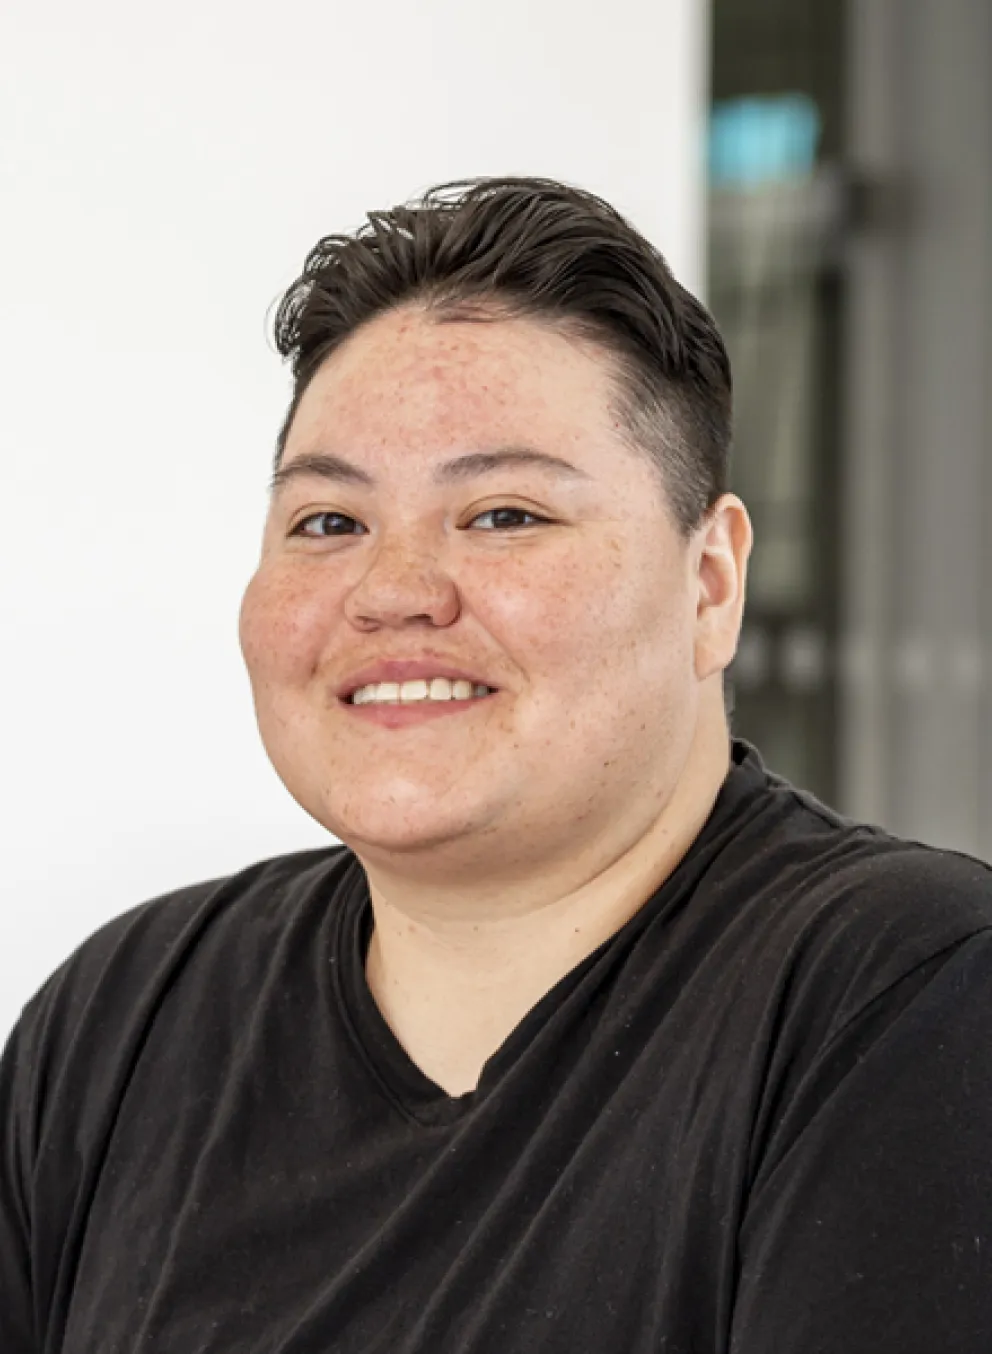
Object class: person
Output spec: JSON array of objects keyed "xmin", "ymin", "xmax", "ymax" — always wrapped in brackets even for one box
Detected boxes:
[{"xmin": 2, "ymin": 177, "xmax": 990, "ymax": 1354}]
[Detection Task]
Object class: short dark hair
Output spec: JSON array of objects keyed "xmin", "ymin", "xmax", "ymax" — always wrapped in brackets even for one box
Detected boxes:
[{"xmin": 271, "ymin": 177, "xmax": 732, "ymax": 534}]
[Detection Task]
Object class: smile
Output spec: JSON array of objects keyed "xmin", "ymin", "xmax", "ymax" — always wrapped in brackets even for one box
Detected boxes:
[{"xmin": 349, "ymin": 678, "xmax": 497, "ymax": 706}]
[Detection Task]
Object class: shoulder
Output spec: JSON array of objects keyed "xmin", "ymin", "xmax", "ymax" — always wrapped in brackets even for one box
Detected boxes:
[
  {"xmin": 711, "ymin": 754, "xmax": 992, "ymax": 1194},
  {"xmin": 712, "ymin": 745, "xmax": 992, "ymax": 1041},
  {"xmin": 9, "ymin": 843, "xmax": 360, "ymax": 1077}
]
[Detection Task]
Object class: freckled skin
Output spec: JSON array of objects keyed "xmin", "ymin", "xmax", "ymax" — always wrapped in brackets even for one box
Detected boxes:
[{"xmin": 239, "ymin": 309, "xmax": 744, "ymax": 890}]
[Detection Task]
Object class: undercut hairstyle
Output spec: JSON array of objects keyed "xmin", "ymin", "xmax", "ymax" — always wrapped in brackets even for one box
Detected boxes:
[{"xmin": 271, "ymin": 177, "xmax": 732, "ymax": 535}]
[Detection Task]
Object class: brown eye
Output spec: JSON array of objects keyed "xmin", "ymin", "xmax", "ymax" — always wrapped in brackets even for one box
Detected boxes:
[
  {"xmin": 291, "ymin": 512, "xmax": 366, "ymax": 537},
  {"xmin": 470, "ymin": 507, "xmax": 548, "ymax": 530}
]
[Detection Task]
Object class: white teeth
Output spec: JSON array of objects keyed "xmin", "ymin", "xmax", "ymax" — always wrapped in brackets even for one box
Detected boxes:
[{"xmin": 351, "ymin": 677, "xmax": 495, "ymax": 706}]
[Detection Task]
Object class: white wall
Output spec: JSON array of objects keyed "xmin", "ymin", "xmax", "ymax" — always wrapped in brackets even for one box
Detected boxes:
[{"xmin": 0, "ymin": 0, "xmax": 710, "ymax": 1040}]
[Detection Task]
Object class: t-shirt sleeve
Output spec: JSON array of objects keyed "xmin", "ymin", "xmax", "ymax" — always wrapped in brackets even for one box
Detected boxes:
[
  {"xmin": 731, "ymin": 929, "xmax": 992, "ymax": 1354},
  {"xmin": 0, "ymin": 880, "xmax": 229, "ymax": 1354},
  {"xmin": 0, "ymin": 1014, "xmax": 39, "ymax": 1353}
]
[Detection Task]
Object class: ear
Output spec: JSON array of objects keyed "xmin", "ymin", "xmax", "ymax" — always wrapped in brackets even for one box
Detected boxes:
[{"xmin": 692, "ymin": 494, "xmax": 753, "ymax": 681}]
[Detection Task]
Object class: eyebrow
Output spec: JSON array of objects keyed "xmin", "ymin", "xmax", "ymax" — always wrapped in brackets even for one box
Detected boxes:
[{"xmin": 268, "ymin": 447, "xmax": 592, "ymax": 496}]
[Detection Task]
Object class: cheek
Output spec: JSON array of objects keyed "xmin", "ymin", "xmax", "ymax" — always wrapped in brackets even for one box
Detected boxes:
[
  {"xmin": 581, "ymin": 555, "xmax": 693, "ymax": 701},
  {"xmin": 472, "ymin": 549, "xmax": 592, "ymax": 656},
  {"xmin": 238, "ymin": 567, "xmax": 330, "ymax": 684},
  {"xmin": 476, "ymin": 541, "xmax": 681, "ymax": 687}
]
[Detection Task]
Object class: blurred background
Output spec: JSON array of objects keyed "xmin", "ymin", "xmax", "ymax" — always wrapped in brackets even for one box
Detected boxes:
[
  {"xmin": 710, "ymin": 0, "xmax": 991, "ymax": 858},
  {"xmin": 1, "ymin": 0, "xmax": 989, "ymax": 1037}
]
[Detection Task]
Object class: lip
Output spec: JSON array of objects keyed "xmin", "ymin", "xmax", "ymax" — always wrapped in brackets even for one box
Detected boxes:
[
  {"xmin": 335, "ymin": 659, "xmax": 499, "ymax": 701},
  {"xmin": 343, "ymin": 691, "xmax": 498, "ymax": 728}
]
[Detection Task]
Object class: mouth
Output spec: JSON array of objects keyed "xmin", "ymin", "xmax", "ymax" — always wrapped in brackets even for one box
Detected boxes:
[
  {"xmin": 340, "ymin": 687, "xmax": 499, "ymax": 727},
  {"xmin": 343, "ymin": 677, "xmax": 498, "ymax": 706}
]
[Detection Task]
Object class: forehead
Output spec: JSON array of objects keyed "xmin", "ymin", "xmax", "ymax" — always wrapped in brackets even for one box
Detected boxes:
[{"xmin": 283, "ymin": 308, "xmax": 628, "ymax": 462}]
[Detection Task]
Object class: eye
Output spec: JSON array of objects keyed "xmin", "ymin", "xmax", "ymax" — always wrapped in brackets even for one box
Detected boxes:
[
  {"xmin": 469, "ymin": 507, "xmax": 550, "ymax": 530},
  {"xmin": 290, "ymin": 512, "xmax": 366, "ymax": 538}
]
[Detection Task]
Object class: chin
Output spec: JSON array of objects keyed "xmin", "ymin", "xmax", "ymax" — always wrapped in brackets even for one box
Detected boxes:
[
  {"xmin": 301, "ymin": 790, "xmax": 486, "ymax": 860},
  {"xmin": 329, "ymin": 817, "xmax": 482, "ymax": 862}
]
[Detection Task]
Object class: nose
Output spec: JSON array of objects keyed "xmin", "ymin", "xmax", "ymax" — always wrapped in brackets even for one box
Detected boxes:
[{"xmin": 343, "ymin": 534, "xmax": 461, "ymax": 630}]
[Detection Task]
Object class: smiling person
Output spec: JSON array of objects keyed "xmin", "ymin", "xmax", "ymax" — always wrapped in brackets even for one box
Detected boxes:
[{"xmin": 3, "ymin": 179, "xmax": 992, "ymax": 1354}]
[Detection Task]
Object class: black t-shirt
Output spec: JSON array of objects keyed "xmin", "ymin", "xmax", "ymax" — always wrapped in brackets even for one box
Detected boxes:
[{"xmin": 3, "ymin": 741, "xmax": 992, "ymax": 1353}]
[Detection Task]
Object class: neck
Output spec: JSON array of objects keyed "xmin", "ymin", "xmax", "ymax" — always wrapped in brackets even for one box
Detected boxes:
[{"xmin": 360, "ymin": 701, "xmax": 732, "ymax": 1096}]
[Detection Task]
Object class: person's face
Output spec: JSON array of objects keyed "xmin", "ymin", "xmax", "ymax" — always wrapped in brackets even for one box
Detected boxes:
[{"xmin": 239, "ymin": 308, "xmax": 743, "ymax": 870}]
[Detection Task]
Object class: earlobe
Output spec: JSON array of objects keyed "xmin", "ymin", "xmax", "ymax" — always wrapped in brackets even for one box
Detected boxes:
[{"xmin": 693, "ymin": 496, "xmax": 753, "ymax": 681}]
